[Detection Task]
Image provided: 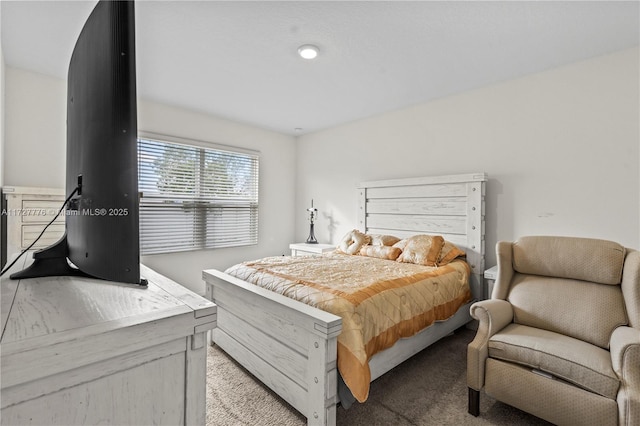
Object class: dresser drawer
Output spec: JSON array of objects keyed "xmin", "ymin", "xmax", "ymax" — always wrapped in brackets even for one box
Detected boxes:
[
  {"xmin": 3, "ymin": 187, "xmax": 66, "ymax": 259},
  {"xmin": 21, "ymin": 200, "xmax": 65, "ymax": 224},
  {"xmin": 22, "ymin": 224, "xmax": 65, "ymax": 249}
]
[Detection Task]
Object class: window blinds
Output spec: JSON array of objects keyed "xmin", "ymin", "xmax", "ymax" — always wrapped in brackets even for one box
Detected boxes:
[{"xmin": 138, "ymin": 137, "xmax": 259, "ymax": 255}]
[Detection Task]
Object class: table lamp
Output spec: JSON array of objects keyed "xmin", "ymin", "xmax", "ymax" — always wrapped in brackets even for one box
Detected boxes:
[{"xmin": 306, "ymin": 199, "xmax": 318, "ymax": 244}]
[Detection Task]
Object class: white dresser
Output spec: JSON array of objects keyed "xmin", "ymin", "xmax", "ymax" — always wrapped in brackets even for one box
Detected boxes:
[
  {"xmin": 0, "ymin": 257, "xmax": 216, "ymax": 425},
  {"xmin": 2, "ymin": 186, "xmax": 66, "ymax": 260}
]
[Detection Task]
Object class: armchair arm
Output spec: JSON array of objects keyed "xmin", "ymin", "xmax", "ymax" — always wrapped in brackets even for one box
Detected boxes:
[
  {"xmin": 610, "ymin": 326, "xmax": 640, "ymax": 426},
  {"xmin": 467, "ymin": 299, "xmax": 514, "ymax": 390},
  {"xmin": 621, "ymin": 249, "xmax": 640, "ymax": 328},
  {"xmin": 492, "ymin": 241, "xmax": 514, "ymax": 300}
]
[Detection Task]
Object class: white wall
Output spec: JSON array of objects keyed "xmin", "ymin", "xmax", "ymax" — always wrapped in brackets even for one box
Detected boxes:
[
  {"xmin": 4, "ymin": 68, "xmax": 66, "ymax": 187},
  {"xmin": 3, "ymin": 68, "xmax": 296, "ymax": 293},
  {"xmin": 1, "ymin": 35, "xmax": 5, "ymax": 263},
  {"xmin": 0, "ymin": 6, "xmax": 4, "ymax": 188},
  {"xmin": 1, "ymin": 41, "xmax": 5, "ymax": 186},
  {"xmin": 296, "ymin": 48, "xmax": 640, "ymax": 269}
]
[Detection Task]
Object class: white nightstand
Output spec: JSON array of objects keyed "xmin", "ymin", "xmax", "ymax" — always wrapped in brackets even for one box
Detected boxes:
[
  {"xmin": 289, "ymin": 243, "xmax": 335, "ymax": 256},
  {"xmin": 484, "ymin": 265, "xmax": 498, "ymax": 299}
]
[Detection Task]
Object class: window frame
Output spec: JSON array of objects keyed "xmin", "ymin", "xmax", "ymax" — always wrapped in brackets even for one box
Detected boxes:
[{"xmin": 137, "ymin": 132, "xmax": 260, "ymax": 255}]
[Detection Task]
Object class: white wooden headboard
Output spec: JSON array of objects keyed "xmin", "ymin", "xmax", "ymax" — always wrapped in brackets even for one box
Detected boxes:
[{"xmin": 357, "ymin": 172, "xmax": 488, "ymax": 300}]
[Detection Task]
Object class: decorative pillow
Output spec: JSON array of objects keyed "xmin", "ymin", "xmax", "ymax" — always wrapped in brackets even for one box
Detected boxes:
[
  {"xmin": 337, "ymin": 229, "xmax": 371, "ymax": 255},
  {"xmin": 392, "ymin": 238, "xmax": 409, "ymax": 251},
  {"xmin": 438, "ymin": 241, "xmax": 466, "ymax": 265},
  {"xmin": 396, "ymin": 235, "xmax": 445, "ymax": 266},
  {"xmin": 368, "ymin": 234, "xmax": 401, "ymax": 247},
  {"xmin": 359, "ymin": 245, "xmax": 402, "ymax": 261}
]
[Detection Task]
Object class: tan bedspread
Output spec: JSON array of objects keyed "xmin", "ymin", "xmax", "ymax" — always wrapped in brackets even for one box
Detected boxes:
[{"xmin": 224, "ymin": 252, "xmax": 471, "ymax": 402}]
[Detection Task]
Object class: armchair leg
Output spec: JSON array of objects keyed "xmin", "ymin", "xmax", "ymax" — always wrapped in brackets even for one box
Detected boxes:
[{"xmin": 468, "ymin": 387, "xmax": 480, "ymax": 416}]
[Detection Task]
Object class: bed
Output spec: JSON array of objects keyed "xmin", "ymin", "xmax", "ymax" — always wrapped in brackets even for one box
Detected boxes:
[{"xmin": 203, "ymin": 172, "xmax": 487, "ymax": 425}]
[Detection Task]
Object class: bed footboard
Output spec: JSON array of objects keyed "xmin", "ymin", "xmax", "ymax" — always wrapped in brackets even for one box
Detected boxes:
[{"xmin": 203, "ymin": 269, "xmax": 342, "ymax": 426}]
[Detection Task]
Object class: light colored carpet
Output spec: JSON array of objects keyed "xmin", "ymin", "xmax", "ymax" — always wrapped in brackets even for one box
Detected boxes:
[{"xmin": 206, "ymin": 328, "xmax": 553, "ymax": 425}]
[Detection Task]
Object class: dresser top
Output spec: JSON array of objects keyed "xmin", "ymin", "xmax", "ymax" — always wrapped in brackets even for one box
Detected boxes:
[
  {"xmin": 1, "ymin": 256, "xmax": 215, "ymax": 348},
  {"xmin": 2, "ymin": 186, "xmax": 65, "ymax": 196}
]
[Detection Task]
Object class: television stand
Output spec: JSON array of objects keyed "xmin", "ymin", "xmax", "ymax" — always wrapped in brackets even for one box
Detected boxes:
[
  {"xmin": 9, "ymin": 235, "xmax": 148, "ymax": 286},
  {"xmin": 9, "ymin": 235, "xmax": 85, "ymax": 280},
  {"xmin": 1, "ymin": 256, "xmax": 216, "ymax": 425}
]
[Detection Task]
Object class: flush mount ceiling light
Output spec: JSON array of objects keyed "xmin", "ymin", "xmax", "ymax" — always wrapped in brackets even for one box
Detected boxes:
[{"xmin": 298, "ymin": 44, "xmax": 319, "ymax": 59}]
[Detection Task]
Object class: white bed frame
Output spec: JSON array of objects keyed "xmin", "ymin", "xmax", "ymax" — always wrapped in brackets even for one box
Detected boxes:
[{"xmin": 203, "ymin": 172, "xmax": 487, "ymax": 425}]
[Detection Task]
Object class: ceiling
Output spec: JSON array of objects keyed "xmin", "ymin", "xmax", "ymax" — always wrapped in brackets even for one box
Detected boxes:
[{"xmin": 2, "ymin": 1, "xmax": 639, "ymax": 135}]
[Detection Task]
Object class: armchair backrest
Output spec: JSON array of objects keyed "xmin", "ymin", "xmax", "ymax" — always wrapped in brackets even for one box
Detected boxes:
[
  {"xmin": 513, "ymin": 236, "xmax": 625, "ymax": 284},
  {"xmin": 495, "ymin": 236, "xmax": 632, "ymax": 349}
]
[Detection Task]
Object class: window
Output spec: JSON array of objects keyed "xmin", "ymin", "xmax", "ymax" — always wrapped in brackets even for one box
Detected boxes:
[{"xmin": 138, "ymin": 134, "xmax": 259, "ymax": 255}]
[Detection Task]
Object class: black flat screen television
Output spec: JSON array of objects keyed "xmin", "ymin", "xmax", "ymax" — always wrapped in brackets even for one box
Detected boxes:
[{"xmin": 11, "ymin": 0, "xmax": 144, "ymax": 285}]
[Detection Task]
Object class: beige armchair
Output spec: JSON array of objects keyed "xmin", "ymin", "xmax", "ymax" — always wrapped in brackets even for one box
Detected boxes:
[{"xmin": 467, "ymin": 236, "xmax": 640, "ymax": 425}]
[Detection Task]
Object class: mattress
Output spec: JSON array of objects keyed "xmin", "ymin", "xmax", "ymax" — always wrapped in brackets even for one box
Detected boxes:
[{"xmin": 224, "ymin": 252, "xmax": 471, "ymax": 402}]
